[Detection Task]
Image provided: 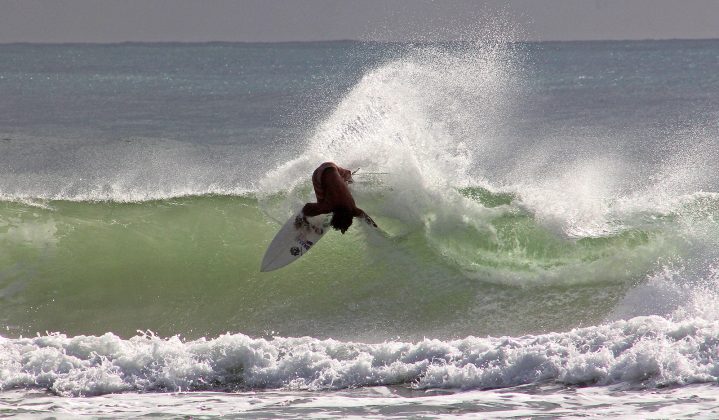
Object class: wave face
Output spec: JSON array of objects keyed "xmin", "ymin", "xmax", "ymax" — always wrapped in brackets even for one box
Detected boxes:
[
  {"xmin": 1, "ymin": 189, "xmax": 717, "ymax": 341},
  {"xmin": 2, "ymin": 40, "xmax": 719, "ymax": 399}
]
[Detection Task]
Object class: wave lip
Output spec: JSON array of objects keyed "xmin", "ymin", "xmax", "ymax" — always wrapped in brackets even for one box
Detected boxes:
[{"xmin": 1, "ymin": 315, "xmax": 717, "ymax": 397}]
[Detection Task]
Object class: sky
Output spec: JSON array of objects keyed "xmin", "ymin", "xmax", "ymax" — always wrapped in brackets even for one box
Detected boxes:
[{"xmin": 1, "ymin": 0, "xmax": 719, "ymax": 43}]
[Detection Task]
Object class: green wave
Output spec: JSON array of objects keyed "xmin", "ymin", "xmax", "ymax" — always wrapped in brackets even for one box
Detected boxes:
[{"xmin": 0, "ymin": 192, "xmax": 694, "ymax": 341}]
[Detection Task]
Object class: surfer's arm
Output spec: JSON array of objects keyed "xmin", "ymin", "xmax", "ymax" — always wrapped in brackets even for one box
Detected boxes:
[{"xmin": 302, "ymin": 202, "xmax": 331, "ymax": 217}]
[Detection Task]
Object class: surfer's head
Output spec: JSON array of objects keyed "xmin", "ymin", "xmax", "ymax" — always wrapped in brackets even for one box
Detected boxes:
[{"xmin": 330, "ymin": 207, "xmax": 354, "ymax": 234}]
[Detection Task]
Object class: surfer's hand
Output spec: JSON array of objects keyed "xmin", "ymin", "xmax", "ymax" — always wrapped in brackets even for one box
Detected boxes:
[
  {"xmin": 354, "ymin": 208, "xmax": 376, "ymax": 227},
  {"xmin": 338, "ymin": 167, "xmax": 354, "ymax": 184}
]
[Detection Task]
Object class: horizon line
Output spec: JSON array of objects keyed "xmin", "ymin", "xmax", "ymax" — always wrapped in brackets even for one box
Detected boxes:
[{"xmin": 1, "ymin": 36, "xmax": 719, "ymax": 46}]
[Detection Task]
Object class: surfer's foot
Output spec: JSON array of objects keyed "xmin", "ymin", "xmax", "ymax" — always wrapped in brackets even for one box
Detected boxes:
[
  {"xmin": 294, "ymin": 215, "xmax": 305, "ymax": 229},
  {"xmin": 294, "ymin": 215, "xmax": 311, "ymax": 230}
]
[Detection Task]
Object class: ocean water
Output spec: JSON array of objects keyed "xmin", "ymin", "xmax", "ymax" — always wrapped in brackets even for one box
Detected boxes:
[{"xmin": 1, "ymin": 38, "xmax": 719, "ymax": 418}]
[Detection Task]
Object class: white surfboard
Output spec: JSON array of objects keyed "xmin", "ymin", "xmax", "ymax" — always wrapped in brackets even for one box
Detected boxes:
[{"xmin": 260, "ymin": 211, "xmax": 378, "ymax": 272}]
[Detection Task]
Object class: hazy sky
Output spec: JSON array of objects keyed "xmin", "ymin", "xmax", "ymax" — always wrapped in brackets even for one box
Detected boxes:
[{"xmin": 1, "ymin": 0, "xmax": 719, "ymax": 43}]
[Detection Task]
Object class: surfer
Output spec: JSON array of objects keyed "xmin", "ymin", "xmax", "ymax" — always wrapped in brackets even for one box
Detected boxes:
[{"xmin": 301, "ymin": 162, "xmax": 377, "ymax": 234}]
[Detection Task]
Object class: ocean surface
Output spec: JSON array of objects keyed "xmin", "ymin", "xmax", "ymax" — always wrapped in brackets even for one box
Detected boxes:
[{"xmin": 1, "ymin": 38, "xmax": 719, "ymax": 418}]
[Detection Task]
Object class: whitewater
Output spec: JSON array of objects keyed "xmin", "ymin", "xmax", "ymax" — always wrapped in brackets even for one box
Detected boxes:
[{"xmin": 1, "ymin": 38, "xmax": 719, "ymax": 417}]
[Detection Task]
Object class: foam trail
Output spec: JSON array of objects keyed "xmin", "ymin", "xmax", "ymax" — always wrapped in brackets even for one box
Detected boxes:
[{"xmin": 260, "ymin": 38, "xmax": 521, "ymax": 191}]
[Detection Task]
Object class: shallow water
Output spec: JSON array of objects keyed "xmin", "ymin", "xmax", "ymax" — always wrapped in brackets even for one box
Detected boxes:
[{"xmin": 3, "ymin": 385, "xmax": 719, "ymax": 419}]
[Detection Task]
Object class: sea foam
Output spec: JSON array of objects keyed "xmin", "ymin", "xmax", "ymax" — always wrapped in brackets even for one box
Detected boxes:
[{"xmin": 1, "ymin": 315, "xmax": 717, "ymax": 397}]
